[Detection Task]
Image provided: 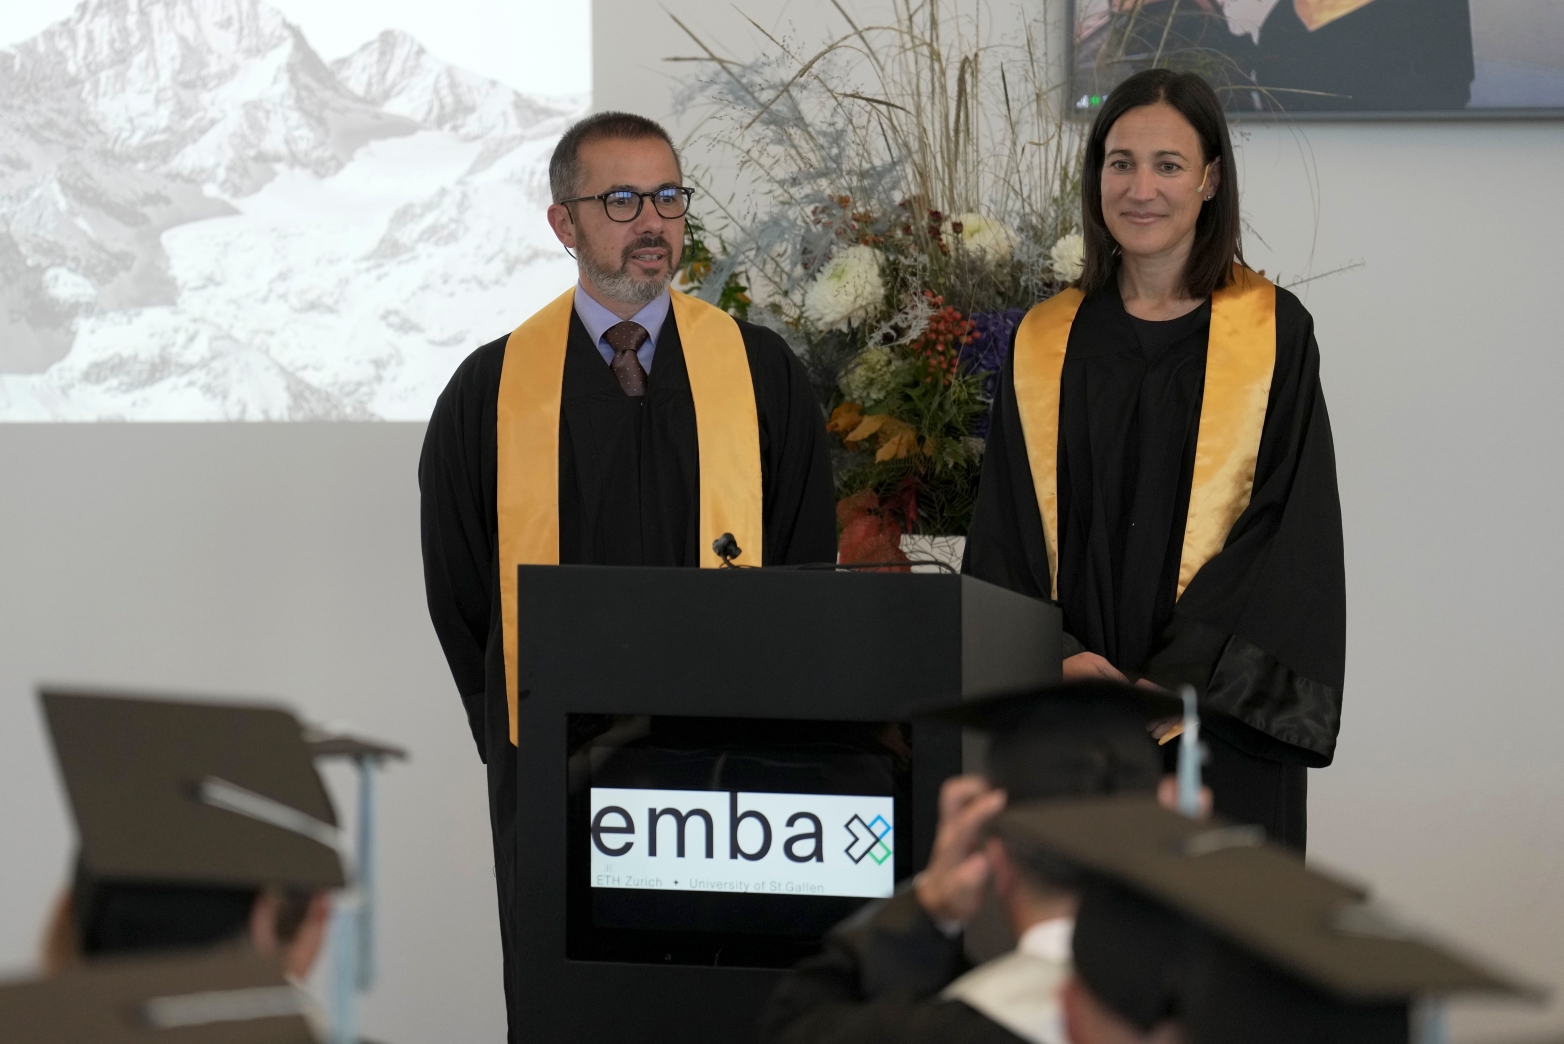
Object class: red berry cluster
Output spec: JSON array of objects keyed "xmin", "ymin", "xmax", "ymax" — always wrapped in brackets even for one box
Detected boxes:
[{"xmin": 908, "ymin": 291, "xmax": 975, "ymax": 386}]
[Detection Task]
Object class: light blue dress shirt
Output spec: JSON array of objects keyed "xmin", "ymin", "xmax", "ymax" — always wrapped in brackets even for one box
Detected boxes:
[{"xmin": 573, "ymin": 285, "xmax": 671, "ymax": 375}]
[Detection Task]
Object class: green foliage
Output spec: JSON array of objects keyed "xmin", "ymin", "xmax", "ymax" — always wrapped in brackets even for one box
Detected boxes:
[{"xmin": 680, "ymin": 213, "xmax": 751, "ymax": 320}]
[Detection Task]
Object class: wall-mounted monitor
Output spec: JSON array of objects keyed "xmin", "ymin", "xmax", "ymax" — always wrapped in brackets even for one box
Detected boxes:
[{"xmin": 1071, "ymin": 0, "xmax": 1564, "ymax": 119}]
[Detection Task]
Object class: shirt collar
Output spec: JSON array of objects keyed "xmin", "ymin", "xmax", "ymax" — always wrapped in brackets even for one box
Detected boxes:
[
  {"xmin": 573, "ymin": 283, "xmax": 672, "ymax": 348},
  {"xmin": 1016, "ymin": 916, "xmax": 1074, "ymax": 964}
]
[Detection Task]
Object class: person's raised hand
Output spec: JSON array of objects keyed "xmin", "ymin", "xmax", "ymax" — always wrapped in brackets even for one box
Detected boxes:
[
  {"xmin": 914, "ymin": 775, "xmax": 1008, "ymax": 925},
  {"xmin": 1063, "ymin": 651, "xmax": 1128, "ymax": 683}
]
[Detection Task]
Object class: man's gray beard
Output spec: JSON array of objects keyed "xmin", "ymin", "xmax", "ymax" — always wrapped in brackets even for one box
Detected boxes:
[{"xmin": 578, "ymin": 236, "xmax": 673, "ymax": 305}]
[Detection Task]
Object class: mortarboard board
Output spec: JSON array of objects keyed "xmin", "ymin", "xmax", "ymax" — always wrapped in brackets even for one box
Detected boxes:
[
  {"xmin": 0, "ymin": 948, "xmax": 319, "ymax": 1044},
  {"xmin": 41, "ymin": 689, "xmax": 347, "ymax": 893},
  {"xmin": 917, "ymin": 680, "xmax": 1183, "ymax": 801},
  {"xmin": 996, "ymin": 797, "xmax": 1538, "ymax": 1042}
]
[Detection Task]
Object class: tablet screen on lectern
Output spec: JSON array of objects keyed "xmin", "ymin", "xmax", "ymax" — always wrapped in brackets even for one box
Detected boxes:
[{"xmin": 565, "ymin": 714, "xmax": 914, "ymax": 968}]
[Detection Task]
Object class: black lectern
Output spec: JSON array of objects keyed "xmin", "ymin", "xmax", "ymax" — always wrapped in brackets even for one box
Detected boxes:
[{"xmin": 513, "ymin": 565, "xmax": 1060, "ymax": 1042}]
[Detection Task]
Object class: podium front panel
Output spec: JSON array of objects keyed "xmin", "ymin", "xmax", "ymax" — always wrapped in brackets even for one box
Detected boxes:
[{"xmin": 512, "ymin": 566, "xmax": 1059, "ymax": 1042}]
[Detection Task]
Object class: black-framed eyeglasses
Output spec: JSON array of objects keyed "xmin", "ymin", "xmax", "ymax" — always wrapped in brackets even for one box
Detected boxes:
[{"xmin": 559, "ymin": 186, "xmax": 695, "ymax": 223}]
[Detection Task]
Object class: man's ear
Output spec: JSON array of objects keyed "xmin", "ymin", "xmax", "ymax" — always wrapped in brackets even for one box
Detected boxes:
[
  {"xmin": 248, "ymin": 891, "xmax": 280, "ymax": 956},
  {"xmin": 1060, "ymin": 974, "xmax": 1089, "ymax": 1044},
  {"xmin": 547, "ymin": 202, "xmax": 578, "ymax": 250},
  {"xmin": 986, "ymin": 837, "xmax": 1016, "ymax": 900},
  {"xmin": 276, "ymin": 891, "xmax": 333, "ymax": 982}
]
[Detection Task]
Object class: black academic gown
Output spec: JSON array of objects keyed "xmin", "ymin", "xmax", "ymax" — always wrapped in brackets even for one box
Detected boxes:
[
  {"xmin": 963, "ymin": 285, "xmax": 1344, "ymax": 850},
  {"xmin": 419, "ymin": 307, "xmax": 838, "ymax": 1038},
  {"xmin": 1253, "ymin": 0, "xmax": 1474, "ymax": 112},
  {"xmin": 759, "ymin": 890, "xmax": 1032, "ymax": 1044}
]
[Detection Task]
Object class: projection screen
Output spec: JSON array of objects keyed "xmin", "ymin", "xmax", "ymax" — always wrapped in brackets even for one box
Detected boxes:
[{"xmin": 0, "ymin": 0, "xmax": 589, "ymax": 420}]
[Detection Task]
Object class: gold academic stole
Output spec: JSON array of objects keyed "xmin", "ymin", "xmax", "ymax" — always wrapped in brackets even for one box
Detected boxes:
[
  {"xmin": 1292, "ymin": 0, "xmax": 1379, "ymax": 32},
  {"xmin": 494, "ymin": 289, "xmax": 763, "ymax": 743},
  {"xmin": 1012, "ymin": 265, "xmax": 1276, "ymax": 601}
]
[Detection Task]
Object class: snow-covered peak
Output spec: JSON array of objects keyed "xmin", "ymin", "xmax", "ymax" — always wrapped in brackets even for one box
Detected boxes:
[
  {"xmin": 1, "ymin": 0, "xmax": 417, "ymax": 193},
  {"xmin": 5, "ymin": 0, "xmax": 293, "ymax": 89},
  {"xmin": 331, "ymin": 29, "xmax": 573, "ymax": 142}
]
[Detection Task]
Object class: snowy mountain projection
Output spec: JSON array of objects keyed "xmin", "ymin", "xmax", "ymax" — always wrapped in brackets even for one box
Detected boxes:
[{"xmin": 0, "ymin": 0, "xmax": 586, "ymax": 420}]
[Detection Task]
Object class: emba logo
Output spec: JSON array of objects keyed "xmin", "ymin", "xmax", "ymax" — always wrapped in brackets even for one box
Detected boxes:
[
  {"xmin": 843, "ymin": 814, "xmax": 892, "ymax": 865},
  {"xmin": 589, "ymin": 787, "xmax": 896, "ymax": 899}
]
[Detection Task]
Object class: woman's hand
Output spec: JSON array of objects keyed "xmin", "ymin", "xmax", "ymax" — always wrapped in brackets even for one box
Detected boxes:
[{"xmin": 1063, "ymin": 651, "xmax": 1128, "ymax": 683}]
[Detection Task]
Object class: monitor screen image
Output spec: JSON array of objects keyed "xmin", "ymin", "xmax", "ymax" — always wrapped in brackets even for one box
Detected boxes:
[
  {"xmin": 588, "ymin": 788, "xmax": 897, "ymax": 900},
  {"xmin": 566, "ymin": 714, "xmax": 914, "ymax": 969},
  {"xmin": 1071, "ymin": 0, "xmax": 1564, "ymax": 118}
]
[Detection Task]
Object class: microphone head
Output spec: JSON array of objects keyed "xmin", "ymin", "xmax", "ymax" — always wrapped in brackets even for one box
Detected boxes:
[{"xmin": 711, "ymin": 533, "xmax": 742, "ymax": 563}]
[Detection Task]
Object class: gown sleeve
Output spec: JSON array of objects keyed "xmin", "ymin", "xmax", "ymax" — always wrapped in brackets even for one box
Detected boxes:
[
  {"xmin": 962, "ymin": 333, "xmax": 1087, "ymax": 659},
  {"xmin": 418, "ymin": 338, "xmax": 506, "ymax": 758},
  {"xmin": 1141, "ymin": 290, "xmax": 1346, "ymax": 767},
  {"xmin": 741, "ymin": 323, "xmax": 840, "ymax": 566},
  {"xmin": 757, "ymin": 889, "xmax": 1015, "ymax": 1044}
]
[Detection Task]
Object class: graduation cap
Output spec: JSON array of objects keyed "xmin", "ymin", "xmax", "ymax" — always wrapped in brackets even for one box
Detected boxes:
[
  {"xmin": 41, "ymin": 690, "xmax": 347, "ymax": 958},
  {"xmin": 917, "ymin": 680, "xmax": 1183, "ymax": 802},
  {"xmin": 996, "ymin": 797, "xmax": 1539, "ymax": 1042},
  {"xmin": 0, "ymin": 948, "xmax": 318, "ymax": 1043}
]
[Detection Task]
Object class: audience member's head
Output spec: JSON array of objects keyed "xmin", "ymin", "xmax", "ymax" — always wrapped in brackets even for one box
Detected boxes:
[
  {"xmin": 916, "ymin": 681, "xmax": 1188, "ymax": 939},
  {"xmin": 999, "ymin": 797, "xmax": 1531, "ymax": 1044},
  {"xmin": 37, "ymin": 690, "xmax": 345, "ymax": 980},
  {"xmin": 942, "ymin": 680, "xmax": 1181, "ymax": 804},
  {"xmin": 1062, "ymin": 881, "xmax": 1188, "ymax": 1044},
  {"xmin": 42, "ymin": 878, "xmax": 330, "ymax": 979}
]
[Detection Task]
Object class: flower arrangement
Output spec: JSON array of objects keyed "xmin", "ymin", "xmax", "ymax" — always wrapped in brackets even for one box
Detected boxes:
[{"xmin": 674, "ymin": 1, "xmax": 1085, "ymax": 561}]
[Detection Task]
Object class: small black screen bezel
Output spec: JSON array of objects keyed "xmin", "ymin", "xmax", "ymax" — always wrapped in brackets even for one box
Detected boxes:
[{"xmin": 565, "ymin": 713, "xmax": 914, "ymax": 969}]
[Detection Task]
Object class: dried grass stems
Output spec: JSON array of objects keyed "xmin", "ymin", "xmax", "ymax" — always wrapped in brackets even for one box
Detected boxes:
[
  {"xmin": 668, "ymin": 0, "xmax": 1082, "ymax": 323},
  {"xmin": 667, "ymin": 1, "xmax": 1088, "ymax": 538}
]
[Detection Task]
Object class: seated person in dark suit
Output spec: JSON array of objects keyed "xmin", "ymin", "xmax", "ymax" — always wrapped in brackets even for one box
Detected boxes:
[{"xmin": 757, "ymin": 681, "xmax": 1199, "ymax": 1044}]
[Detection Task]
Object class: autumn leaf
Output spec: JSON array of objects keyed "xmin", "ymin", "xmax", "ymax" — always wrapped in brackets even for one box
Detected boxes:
[
  {"xmin": 875, "ymin": 417, "xmax": 919, "ymax": 461},
  {"xmin": 846, "ymin": 412, "xmax": 889, "ymax": 443},
  {"xmin": 827, "ymin": 401, "xmax": 865, "ymax": 436}
]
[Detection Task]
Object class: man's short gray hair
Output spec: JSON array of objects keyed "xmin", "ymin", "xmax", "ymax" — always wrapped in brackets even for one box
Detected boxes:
[{"xmin": 548, "ymin": 111, "xmax": 681, "ymax": 203}]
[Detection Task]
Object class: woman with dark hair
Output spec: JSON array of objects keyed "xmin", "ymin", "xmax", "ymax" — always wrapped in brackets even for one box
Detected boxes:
[{"xmin": 963, "ymin": 69, "xmax": 1344, "ymax": 851}]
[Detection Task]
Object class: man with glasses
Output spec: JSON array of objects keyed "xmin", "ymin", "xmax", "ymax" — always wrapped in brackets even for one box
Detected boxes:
[{"xmin": 418, "ymin": 110, "xmax": 837, "ymax": 1039}]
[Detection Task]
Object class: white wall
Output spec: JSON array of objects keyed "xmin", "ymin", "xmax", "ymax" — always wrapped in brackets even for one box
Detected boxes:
[
  {"xmin": 0, "ymin": 425, "xmax": 507, "ymax": 1042},
  {"xmin": 596, "ymin": 2, "xmax": 1564, "ymax": 1041}
]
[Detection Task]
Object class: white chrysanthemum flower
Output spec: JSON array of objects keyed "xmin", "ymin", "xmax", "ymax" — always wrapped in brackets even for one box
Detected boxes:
[
  {"xmin": 950, "ymin": 212, "xmax": 1018, "ymax": 262},
  {"xmin": 840, "ymin": 346, "xmax": 904, "ymax": 406},
  {"xmin": 1049, "ymin": 233, "xmax": 1086, "ymax": 283},
  {"xmin": 803, "ymin": 244, "xmax": 885, "ymax": 330}
]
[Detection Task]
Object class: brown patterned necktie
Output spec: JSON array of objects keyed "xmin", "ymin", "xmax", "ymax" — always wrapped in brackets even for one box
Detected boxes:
[{"xmin": 604, "ymin": 321, "xmax": 649, "ymax": 397}]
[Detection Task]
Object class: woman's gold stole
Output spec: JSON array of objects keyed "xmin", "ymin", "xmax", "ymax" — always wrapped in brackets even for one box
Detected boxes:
[{"xmin": 1012, "ymin": 266, "xmax": 1276, "ymax": 601}]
